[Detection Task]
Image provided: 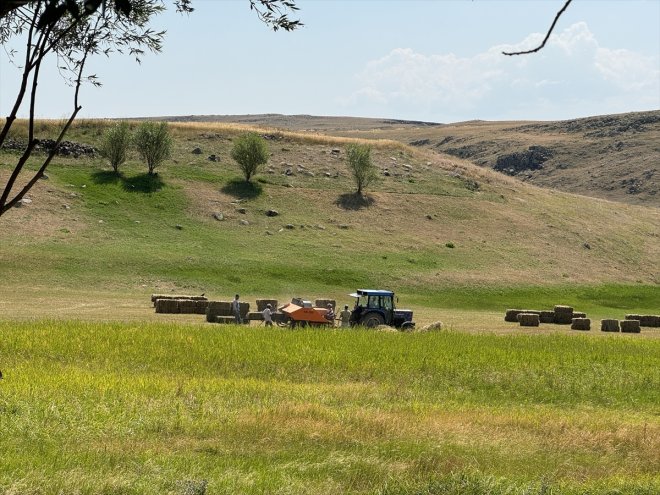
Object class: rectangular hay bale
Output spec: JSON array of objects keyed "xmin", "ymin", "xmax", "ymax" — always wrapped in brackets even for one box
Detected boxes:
[
  {"xmin": 315, "ymin": 299, "xmax": 336, "ymax": 310},
  {"xmin": 256, "ymin": 299, "xmax": 278, "ymax": 312},
  {"xmin": 601, "ymin": 319, "xmax": 620, "ymax": 332},
  {"xmin": 518, "ymin": 313, "xmax": 540, "ymax": 327},
  {"xmin": 539, "ymin": 311, "xmax": 555, "ymax": 324},
  {"xmin": 155, "ymin": 298, "xmax": 179, "ymax": 314},
  {"xmin": 620, "ymin": 319, "xmax": 641, "ymax": 333},
  {"xmin": 639, "ymin": 315, "xmax": 659, "ymax": 327},
  {"xmin": 178, "ymin": 299, "xmax": 198, "ymax": 314},
  {"xmin": 554, "ymin": 305, "xmax": 574, "ymax": 324},
  {"xmin": 571, "ymin": 318, "xmax": 591, "ymax": 331},
  {"xmin": 195, "ymin": 300, "xmax": 209, "ymax": 314}
]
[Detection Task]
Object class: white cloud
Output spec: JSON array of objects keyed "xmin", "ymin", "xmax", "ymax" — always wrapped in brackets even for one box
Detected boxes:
[{"xmin": 342, "ymin": 22, "xmax": 660, "ymax": 121}]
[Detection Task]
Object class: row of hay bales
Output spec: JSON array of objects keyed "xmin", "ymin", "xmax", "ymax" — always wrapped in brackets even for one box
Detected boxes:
[
  {"xmin": 152, "ymin": 294, "xmax": 209, "ymax": 314},
  {"xmin": 505, "ymin": 306, "xmax": 586, "ymax": 326},
  {"xmin": 506, "ymin": 305, "xmax": 658, "ymax": 333}
]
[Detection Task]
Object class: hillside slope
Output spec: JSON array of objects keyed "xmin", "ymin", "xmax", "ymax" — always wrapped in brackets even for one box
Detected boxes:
[
  {"xmin": 1, "ymin": 120, "xmax": 658, "ymax": 316},
  {"xmin": 165, "ymin": 111, "xmax": 660, "ymax": 207}
]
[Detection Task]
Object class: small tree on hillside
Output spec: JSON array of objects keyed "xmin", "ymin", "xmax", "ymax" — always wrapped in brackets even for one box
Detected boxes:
[
  {"xmin": 346, "ymin": 143, "xmax": 377, "ymax": 196},
  {"xmin": 99, "ymin": 121, "xmax": 131, "ymax": 174},
  {"xmin": 134, "ymin": 122, "xmax": 172, "ymax": 175},
  {"xmin": 231, "ymin": 132, "xmax": 269, "ymax": 183}
]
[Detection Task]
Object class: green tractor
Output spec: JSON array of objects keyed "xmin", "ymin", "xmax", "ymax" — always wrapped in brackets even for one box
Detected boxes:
[{"xmin": 349, "ymin": 289, "xmax": 415, "ymax": 330}]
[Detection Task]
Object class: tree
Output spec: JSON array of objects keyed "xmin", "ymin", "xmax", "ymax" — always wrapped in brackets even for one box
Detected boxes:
[
  {"xmin": 0, "ymin": 0, "xmax": 301, "ymax": 218},
  {"xmin": 99, "ymin": 121, "xmax": 131, "ymax": 173},
  {"xmin": 346, "ymin": 143, "xmax": 377, "ymax": 196},
  {"xmin": 231, "ymin": 132, "xmax": 269, "ymax": 183},
  {"xmin": 133, "ymin": 121, "xmax": 171, "ymax": 175}
]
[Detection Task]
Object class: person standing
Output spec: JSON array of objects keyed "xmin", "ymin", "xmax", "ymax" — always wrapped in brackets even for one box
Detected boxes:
[
  {"xmin": 262, "ymin": 303, "xmax": 273, "ymax": 327},
  {"xmin": 324, "ymin": 303, "xmax": 335, "ymax": 326},
  {"xmin": 340, "ymin": 304, "xmax": 352, "ymax": 328},
  {"xmin": 231, "ymin": 294, "xmax": 241, "ymax": 324}
]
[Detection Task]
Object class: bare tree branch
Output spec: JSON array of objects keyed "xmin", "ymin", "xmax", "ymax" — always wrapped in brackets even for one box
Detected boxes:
[{"xmin": 503, "ymin": 0, "xmax": 573, "ymax": 56}]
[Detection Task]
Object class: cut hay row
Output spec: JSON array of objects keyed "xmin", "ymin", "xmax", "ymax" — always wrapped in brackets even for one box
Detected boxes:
[{"xmin": 625, "ymin": 314, "xmax": 660, "ymax": 327}]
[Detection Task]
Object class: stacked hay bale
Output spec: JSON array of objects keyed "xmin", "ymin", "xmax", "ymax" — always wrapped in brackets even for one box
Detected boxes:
[
  {"xmin": 177, "ymin": 299, "xmax": 198, "ymax": 314},
  {"xmin": 151, "ymin": 294, "xmax": 207, "ymax": 307},
  {"xmin": 505, "ymin": 309, "xmax": 541, "ymax": 322},
  {"xmin": 601, "ymin": 319, "xmax": 620, "ymax": 332},
  {"xmin": 155, "ymin": 298, "xmax": 179, "ymax": 314},
  {"xmin": 518, "ymin": 313, "xmax": 540, "ymax": 327},
  {"xmin": 626, "ymin": 314, "xmax": 660, "ymax": 328},
  {"xmin": 195, "ymin": 300, "xmax": 209, "ymax": 314},
  {"xmin": 256, "ymin": 299, "xmax": 278, "ymax": 311},
  {"xmin": 539, "ymin": 311, "xmax": 555, "ymax": 324},
  {"xmin": 573, "ymin": 312, "xmax": 587, "ymax": 319},
  {"xmin": 621, "ymin": 319, "xmax": 641, "ymax": 333},
  {"xmin": 553, "ymin": 305, "xmax": 574, "ymax": 325},
  {"xmin": 315, "ymin": 299, "xmax": 336, "ymax": 310},
  {"xmin": 205, "ymin": 301, "xmax": 250, "ymax": 323},
  {"xmin": 571, "ymin": 318, "xmax": 591, "ymax": 331}
]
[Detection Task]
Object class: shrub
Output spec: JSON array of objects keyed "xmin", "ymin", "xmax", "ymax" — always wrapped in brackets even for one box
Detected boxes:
[
  {"xmin": 346, "ymin": 143, "xmax": 377, "ymax": 195},
  {"xmin": 133, "ymin": 121, "xmax": 172, "ymax": 175},
  {"xmin": 99, "ymin": 121, "xmax": 131, "ymax": 173},
  {"xmin": 230, "ymin": 132, "xmax": 269, "ymax": 182}
]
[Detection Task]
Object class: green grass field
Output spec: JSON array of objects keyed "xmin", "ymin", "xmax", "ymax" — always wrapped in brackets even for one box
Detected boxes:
[{"xmin": 1, "ymin": 321, "xmax": 658, "ymax": 494}]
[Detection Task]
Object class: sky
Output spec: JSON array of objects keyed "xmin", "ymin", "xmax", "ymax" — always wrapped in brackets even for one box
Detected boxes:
[{"xmin": 1, "ymin": 0, "xmax": 659, "ymax": 123}]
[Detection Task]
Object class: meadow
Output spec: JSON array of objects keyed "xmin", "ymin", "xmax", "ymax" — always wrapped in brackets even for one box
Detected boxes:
[
  {"xmin": 1, "ymin": 320, "xmax": 659, "ymax": 494},
  {"xmin": 1, "ymin": 118, "xmax": 659, "ymax": 494}
]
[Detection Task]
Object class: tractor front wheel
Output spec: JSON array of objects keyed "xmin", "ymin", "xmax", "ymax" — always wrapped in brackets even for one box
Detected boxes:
[{"xmin": 361, "ymin": 312, "xmax": 385, "ymax": 328}]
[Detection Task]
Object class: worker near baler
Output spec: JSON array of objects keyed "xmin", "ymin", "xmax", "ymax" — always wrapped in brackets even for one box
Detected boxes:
[
  {"xmin": 324, "ymin": 303, "xmax": 335, "ymax": 325},
  {"xmin": 339, "ymin": 305, "xmax": 352, "ymax": 328},
  {"xmin": 262, "ymin": 303, "xmax": 273, "ymax": 327},
  {"xmin": 231, "ymin": 294, "xmax": 241, "ymax": 324}
]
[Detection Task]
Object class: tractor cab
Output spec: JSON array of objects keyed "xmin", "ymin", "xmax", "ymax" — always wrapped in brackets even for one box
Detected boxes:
[{"xmin": 349, "ymin": 289, "xmax": 415, "ymax": 330}]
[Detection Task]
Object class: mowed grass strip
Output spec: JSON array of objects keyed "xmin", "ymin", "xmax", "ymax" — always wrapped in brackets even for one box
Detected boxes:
[{"xmin": 1, "ymin": 321, "xmax": 658, "ymax": 494}]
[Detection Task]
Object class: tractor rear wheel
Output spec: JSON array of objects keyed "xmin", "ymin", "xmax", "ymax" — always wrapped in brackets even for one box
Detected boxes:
[{"xmin": 361, "ymin": 312, "xmax": 385, "ymax": 328}]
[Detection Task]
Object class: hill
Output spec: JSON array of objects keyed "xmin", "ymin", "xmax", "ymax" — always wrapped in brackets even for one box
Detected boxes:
[
  {"xmin": 160, "ymin": 111, "xmax": 660, "ymax": 207},
  {"xmin": 1, "ymin": 119, "xmax": 658, "ymax": 322}
]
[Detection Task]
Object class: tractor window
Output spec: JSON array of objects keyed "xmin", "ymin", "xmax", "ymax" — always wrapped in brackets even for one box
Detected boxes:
[
  {"xmin": 367, "ymin": 296, "xmax": 380, "ymax": 308},
  {"xmin": 381, "ymin": 297, "xmax": 393, "ymax": 311}
]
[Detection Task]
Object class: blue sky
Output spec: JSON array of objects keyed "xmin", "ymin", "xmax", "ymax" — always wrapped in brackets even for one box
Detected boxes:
[{"xmin": 1, "ymin": 0, "xmax": 659, "ymax": 123}]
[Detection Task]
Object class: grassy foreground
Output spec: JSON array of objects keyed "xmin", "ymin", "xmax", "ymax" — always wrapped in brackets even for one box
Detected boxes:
[{"xmin": 1, "ymin": 321, "xmax": 658, "ymax": 494}]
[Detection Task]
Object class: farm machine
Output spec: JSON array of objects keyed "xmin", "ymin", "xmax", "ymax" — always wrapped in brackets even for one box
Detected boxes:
[{"xmin": 349, "ymin": 289, "xmax": 415, "ymax": 330}]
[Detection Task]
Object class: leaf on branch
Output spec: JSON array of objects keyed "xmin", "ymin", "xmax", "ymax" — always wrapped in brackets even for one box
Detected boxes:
[
  {"xmin": 37, "ymin": 1, "xmax": 68, "ymax": 30},
  {"xmin": 114, "ymin": 0, "xmax": 132, "ymax": 17}
]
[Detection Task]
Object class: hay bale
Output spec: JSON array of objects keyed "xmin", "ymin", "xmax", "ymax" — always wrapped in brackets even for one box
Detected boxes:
[
  {"xmin": 247, "ymin": 311, "xmax": 264, "ymax": 321},
  {"xmin": 553, "ymin": 305, "xmax": 574, "ymax": 324},
  {"xmin": 620, "ymin": 319, "xmax": 641, "ymax": 333},
  {"xmin": 505, "ymin": 309, "xmax": 523, "ymax": 322},
  {"xmin": 418, "ymin": 321, "xmax": 443, "ymax": 332},
  {"xmin": 177, "ymin": 299, "xmax": 198, "ymax": 314},
  {"xmin": 573, "ymin": 312, "xmax": 586, "ymax": 319},
  {"xmin": 518, "ymin": 313, "xmax": 540, "ymax": 327},
  {"xmin": 601, "ymin": 319, "xmax": 620, "ymax": 332},
  {"xmin": 155, "ymin": 298, "xmax": 179, "ymax": 314},
  {"xmin": 625, "ymin": 314, "xmax": 642, "ymax": 322},
  {"xmin": 151, "ymin": 294, "xmax": 208, "ymax": 305},
  {"xmin": 315, "ymin": 299, "xmax": 336, "ymax": 310},
  {"xmin": 195, "ymin": 300, "xmax": 209, "ymax": 314},
  {"xmin": 539, "ymin": 311, "xmax": 555, "ymax": 324},
  {"xmin": 206, "ymin": 301, "xmax": 231, "ymax": 322},
  {"xmin": 639, "ymin": 315, "xmax": 660, "ymax": 327},
  {"xmin": 571, "ymin": 318, "xmax": 591, "ymax": 331},
  {"xmin": 256, "ymin": 299, "xmax": 278, "ymax": 312}
]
